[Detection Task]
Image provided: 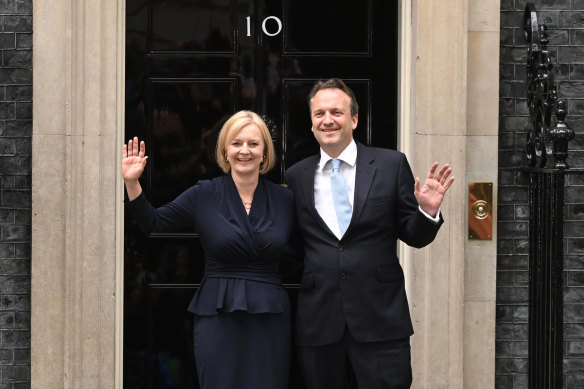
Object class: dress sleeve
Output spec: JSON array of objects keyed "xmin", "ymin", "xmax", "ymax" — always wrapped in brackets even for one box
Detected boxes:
[{"xmin": 126, "ymin": 184, "xmax": 201, "ymax": 234}]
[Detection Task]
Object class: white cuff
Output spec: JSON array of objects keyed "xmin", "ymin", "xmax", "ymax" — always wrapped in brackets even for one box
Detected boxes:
[{"xmin": 418, "ymin": 206, "xmax": 441, "ymax": 224}]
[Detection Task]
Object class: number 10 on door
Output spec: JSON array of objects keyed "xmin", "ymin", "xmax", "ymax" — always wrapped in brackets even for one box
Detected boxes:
[{"xmin": 246, "ymin": 16, "xmax": 282, "ymax": 37}]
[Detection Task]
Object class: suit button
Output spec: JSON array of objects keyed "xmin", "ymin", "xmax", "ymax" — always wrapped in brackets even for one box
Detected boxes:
[
  {"xmin": 338, "ymin": 244, "xmax": 344, "ymax": 251},
  {"xmin": 340, "ymin": 272, "xmax": 347, "ymax": 280}
]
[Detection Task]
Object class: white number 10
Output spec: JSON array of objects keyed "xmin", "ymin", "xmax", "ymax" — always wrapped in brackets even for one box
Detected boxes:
[{"xmin": 246, "ymin": 16, "xmax": 282, "ymax": 37}]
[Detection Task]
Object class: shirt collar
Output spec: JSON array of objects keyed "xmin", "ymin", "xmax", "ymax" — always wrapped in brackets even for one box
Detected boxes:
[{"xmin": 317, "ymin": 140, "xmax": 357, "ymax": 171}]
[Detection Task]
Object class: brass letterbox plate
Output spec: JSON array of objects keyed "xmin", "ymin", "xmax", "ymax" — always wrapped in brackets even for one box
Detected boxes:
[{"xmin": 469, "ymin": 182, "xmax": 493, "ymax": 240}]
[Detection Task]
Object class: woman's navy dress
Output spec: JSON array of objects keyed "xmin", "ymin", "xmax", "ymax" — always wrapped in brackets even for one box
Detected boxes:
[{"xmin": 127, "ymin": 174, "xmax": 294, "ymax": 389}]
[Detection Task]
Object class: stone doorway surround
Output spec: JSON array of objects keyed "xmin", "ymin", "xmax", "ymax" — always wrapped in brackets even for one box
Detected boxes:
[{"xmin": 31, "ymin": 0, "xmax": 499, "ymax": 388}]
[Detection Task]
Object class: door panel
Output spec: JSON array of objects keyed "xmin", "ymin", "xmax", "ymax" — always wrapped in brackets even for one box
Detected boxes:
[
  {"xmin": 125, "ymin": 0, "xmax": 397, "ymax": 387},
  {"xmin": 151, "ymin": 0, "xmax": 237, "ymax": 53},
  {"xmin": 147, "ymin": 78, "xmax": 236, "ymax": 205},
  {"xmin": 284, "ymin": 0, "xmax": 371, "ymax": 54}
]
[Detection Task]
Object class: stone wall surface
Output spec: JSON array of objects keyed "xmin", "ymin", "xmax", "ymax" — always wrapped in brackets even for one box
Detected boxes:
[
  {"xmin": 498, "ymin": 0, "xmax": 584, "ymax": 388},
  {"xmin": 0, "ymin": 0, "xmax": 31, "ymax": 388}
]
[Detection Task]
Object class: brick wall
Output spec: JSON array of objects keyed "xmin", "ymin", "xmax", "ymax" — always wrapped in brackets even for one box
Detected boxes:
[
  {"xmin": 499, "ymin": 0, "xmax": 584, "ymax": 388},
  {"xmin": 0, "ymin": 0, "xmax": 31, "ymax": 387}
]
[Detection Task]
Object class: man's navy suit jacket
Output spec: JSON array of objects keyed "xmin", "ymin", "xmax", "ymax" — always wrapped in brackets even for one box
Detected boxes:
[{"xmin": 286, "ymin": 142, "xmax": 443, "ymax": 347}]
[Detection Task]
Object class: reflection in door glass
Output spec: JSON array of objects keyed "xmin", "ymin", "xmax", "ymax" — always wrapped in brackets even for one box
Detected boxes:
[{"xmin": 149, "ymin": 80, "xmax": 234, "ymax": 206}]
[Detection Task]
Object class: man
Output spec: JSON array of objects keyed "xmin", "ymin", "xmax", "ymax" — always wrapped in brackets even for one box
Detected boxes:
[{"xmin": 286, "ymin": 78, "xmax": 454, "ymax": 388}]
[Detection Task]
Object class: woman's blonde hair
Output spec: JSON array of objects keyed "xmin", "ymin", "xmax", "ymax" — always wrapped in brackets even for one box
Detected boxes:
[{"xmin": 215, "ymin": 111, "xmax": 276, "ymax": 174}]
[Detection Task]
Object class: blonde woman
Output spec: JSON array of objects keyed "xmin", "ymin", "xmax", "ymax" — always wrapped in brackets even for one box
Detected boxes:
[{"xmin": 123, "ymin": 111, "xmax": 293, "ymax": 389}]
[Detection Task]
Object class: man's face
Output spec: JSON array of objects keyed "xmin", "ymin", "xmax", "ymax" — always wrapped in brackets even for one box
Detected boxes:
[{"xmin": 310, "ymin": 88, "xmax": 358, "ymax": 157}]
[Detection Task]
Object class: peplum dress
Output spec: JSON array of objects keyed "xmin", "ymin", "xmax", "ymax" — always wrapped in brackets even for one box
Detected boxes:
[{"xmin": 127, "ymin": 174, "xmax": 295, "ymax": 389}]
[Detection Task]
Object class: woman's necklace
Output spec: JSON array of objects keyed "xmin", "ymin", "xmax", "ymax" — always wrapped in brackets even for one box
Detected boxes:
[
  {"xmin": 241, "ymin": 197, "xmax": 252, "ymax": 211},
  {"xmin": 239, "ymin": 192, "xmax": 253, "ymax": 213},
  {"xmin": 233, "ymin": 176, "xmax": 256, "ymax": 214}
]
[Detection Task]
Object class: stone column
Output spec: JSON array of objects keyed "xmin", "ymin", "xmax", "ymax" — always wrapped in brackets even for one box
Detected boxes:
[
  {"xmin": 403, "ymin": 0, "xmax": 499, "ymax": 388},
  {"xmin": 409, "ymin": 0, "xmax": 468, "ymax": 388},
  {"xmin": 463, "ymin": 0, "xmax": 499, "ymax": 388},
  {"xmin": 31, "ymin": 0, "xmax": 124, "ymax": 388}
]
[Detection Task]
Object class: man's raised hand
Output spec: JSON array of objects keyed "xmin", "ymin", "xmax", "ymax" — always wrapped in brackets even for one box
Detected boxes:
[{"xmin": 414, "ymin": 162, "xmax": 454, "ymax": 218}]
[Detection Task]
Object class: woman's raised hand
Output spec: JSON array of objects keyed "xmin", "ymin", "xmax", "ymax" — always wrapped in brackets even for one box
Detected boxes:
[{"xmin": 122, "ymin": 137, "xmax": 148, "ymax": 182}]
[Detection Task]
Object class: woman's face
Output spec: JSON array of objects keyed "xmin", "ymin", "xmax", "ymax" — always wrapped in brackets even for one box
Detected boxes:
[{"xmin": 225, "ymin": 123, "xmax": 265, "ymax": 177}]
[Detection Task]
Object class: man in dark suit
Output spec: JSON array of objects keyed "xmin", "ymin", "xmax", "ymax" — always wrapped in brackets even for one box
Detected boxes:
[{"xmin": 286, "ymin": 78, "xmax": 454, "ymax": 389}]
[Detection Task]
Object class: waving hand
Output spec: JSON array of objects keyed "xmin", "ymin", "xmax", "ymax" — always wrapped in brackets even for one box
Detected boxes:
[
  {"xmin": 122, "ymin": 137, "xmax": 148, "ymax": 200},
  {"xmin": 414, "ymin": 162, "xmax": 454, "ymax": 218}
]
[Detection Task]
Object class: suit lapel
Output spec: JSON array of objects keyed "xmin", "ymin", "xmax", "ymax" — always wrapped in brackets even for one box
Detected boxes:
[{"xmin": 347, "ymin": 143, "xmax": 376, "ymax": 233}]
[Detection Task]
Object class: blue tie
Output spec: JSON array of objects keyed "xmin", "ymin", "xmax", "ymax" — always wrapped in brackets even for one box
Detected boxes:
[{"xmin": 330, "ymin": 159, "xmax": 352, "ymax": 236}]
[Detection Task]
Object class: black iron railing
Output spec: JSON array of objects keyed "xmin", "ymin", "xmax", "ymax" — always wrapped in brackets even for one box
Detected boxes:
[{"xmin": 522, "ymin": 4, "xmax": 580, "ymax": 389}]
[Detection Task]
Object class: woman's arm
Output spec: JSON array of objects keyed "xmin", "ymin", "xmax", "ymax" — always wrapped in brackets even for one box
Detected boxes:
[{"xmin": 123, "ymin": 137, "xmax": 198, "ymax": 234}]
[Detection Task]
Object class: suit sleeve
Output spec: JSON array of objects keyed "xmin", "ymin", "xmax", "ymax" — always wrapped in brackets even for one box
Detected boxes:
[{"xmin": 395, "ymin": 154, "xmax": 443, "ymax": 248}]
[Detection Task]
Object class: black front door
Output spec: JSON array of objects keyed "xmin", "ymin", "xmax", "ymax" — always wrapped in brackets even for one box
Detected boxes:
[{"xmin": 124, "ymin": 0, "xmax": 397, "ymax": 387}]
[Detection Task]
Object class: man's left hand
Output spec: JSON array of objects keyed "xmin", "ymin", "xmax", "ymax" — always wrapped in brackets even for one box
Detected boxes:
[{"xmin": 414, "ymin": 162, "xmax": 455, "ymax": 218}]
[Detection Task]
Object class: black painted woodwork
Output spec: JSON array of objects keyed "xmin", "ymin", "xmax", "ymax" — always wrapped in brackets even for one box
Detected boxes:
[{"xmin": 125, "ymin": 0, "xmax": 398, "ymax": 387}]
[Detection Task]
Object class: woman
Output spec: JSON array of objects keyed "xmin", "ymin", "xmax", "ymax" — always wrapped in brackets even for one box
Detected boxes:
[{"xmin": 123, "ymin": 111, "xmax": 294, "ymax": 389}]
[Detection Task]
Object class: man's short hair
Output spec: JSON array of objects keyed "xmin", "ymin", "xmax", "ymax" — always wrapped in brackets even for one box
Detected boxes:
[{"xmin": 307, "ymin": 78, "xmax": 359, "ymax": 117}]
